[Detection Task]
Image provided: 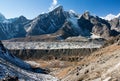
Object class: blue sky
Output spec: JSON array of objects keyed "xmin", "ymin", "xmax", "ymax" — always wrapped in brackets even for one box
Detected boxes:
[{"xmin": 0, "ymin": 0, "xmax": 120, "ymax": 19}]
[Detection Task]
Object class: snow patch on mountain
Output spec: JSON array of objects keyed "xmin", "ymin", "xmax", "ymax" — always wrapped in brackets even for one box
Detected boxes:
[
  {"xmin": 69, "ymin": 10, "xmax": 76, "ymax": 15},
  {"xmin": 91, "ymin": 33, "xmax": 102, "ymax": 39},
  {"xmin": 101, "ymin": 13, "xmax": 120, "ymax": 21},
  {"xmin": 26, "ymin": 26, "xmax": 32, "ymax": 32},
  {"xmin": 67, "ymin": 11, "xmax": 82, "ymax": 34},
  {"xmin": 25, "ymin": 61, "xmax": 40, "ymax": 67},
  {"xmin": 67, "ymin": 17, "xmax": 79, "ymax": 28}
]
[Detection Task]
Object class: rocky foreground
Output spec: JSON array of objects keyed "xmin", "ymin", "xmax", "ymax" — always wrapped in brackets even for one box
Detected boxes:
[
  {"xmin": 22, "ymin": 36, "xmax": 120, "ymax": 81},
  {"xmin": 61, "ymin": 42, "xmax": 120, "ymax": 81},
  {"xmin": 0, "ymin": 41, "xmax": 58, "ymax": 81},
  {"xmin": 1, "ymin": 36, "xmax": 120, "ymax": 81}
]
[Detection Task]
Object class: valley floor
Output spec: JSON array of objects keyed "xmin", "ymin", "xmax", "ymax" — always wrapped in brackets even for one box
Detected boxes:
[{"xmin": 25, "ymin": 44, "xmax": 120, "ymax": 81}]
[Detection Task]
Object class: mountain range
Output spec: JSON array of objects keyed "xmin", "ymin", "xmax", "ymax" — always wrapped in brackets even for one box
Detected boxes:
[
  {"xmin": 0, "ymin": 6, "xmax": 120, "ymax": 40},
  {"xmin": 1, "ymin": 5, "xmax": 120, "ymax": 81}
]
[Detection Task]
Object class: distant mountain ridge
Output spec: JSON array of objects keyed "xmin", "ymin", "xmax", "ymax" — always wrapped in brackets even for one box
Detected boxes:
[{"xmin": 0, "ymin": 6, "xmax": 120, "ymax": 40}]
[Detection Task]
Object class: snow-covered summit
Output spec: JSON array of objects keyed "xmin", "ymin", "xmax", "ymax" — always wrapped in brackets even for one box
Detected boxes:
[
  {"xmin": 69, "ymin": 10, "xmax": 77, "ymax": 16},
  {"xmin": 102, "ymin": 13, "xmax": 120, "ymax": 21}
]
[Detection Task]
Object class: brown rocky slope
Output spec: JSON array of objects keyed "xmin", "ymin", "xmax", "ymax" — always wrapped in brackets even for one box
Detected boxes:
[{"xmin": 60, "ymin": 37, "xmax": 120, "ymax": 81}]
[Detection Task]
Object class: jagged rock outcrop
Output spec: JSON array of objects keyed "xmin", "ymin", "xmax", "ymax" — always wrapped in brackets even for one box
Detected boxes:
[
  {"xmin": 110, "ymin": 18, "xmax": 120, "ymax": 32},
  {"xmin": 92, "ymin": 23, "xmax": 110, "ymax": 38}
]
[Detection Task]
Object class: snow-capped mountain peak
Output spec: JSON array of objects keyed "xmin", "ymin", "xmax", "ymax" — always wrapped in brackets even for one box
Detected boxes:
[
  {"xmin": 102, "ymin": 13, "xmax": 120, "ymax": 21},
  {"xmin": 69, "ymin": 10, "xmax": 78, "ymax": 18},
  {"xmin": 49, "ymin": 5, "xmax": 62, "ymax": 12},
  {"xmin": 69, "ymin": 10, "xmax": 76, "ymax": 14}
]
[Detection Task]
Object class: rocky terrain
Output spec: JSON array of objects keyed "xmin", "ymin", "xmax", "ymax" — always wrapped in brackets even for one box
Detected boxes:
[
  {"xmin": 0, "ymin": 41, "xmax": 58, "ymax": 81},
  {"xmin": 2, "ymin": 38, "xmax": 105, "ymax": 61},
  {"xmin": 20, "ymin": 35, "xmax": 120, "ymax": 81},
  {"xmin": 60, "ymin": 36, "xmax": 120, "ymax": 81},
  {"xmin": 2, "ymin": 37, "xmax": 105, "ymax": 60}
]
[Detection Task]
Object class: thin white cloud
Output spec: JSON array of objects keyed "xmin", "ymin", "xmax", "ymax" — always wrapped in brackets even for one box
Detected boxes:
[
  {"xmin": 49, "ymin": 0, "xmax": 58, "ymax": 11},
  {"xmin": 53, "ymin": 0, "xmax": 57, "ymax": 5},
  {"xmin": 101, "ymin": 13, "xmax": 120, "ymax": 21}
]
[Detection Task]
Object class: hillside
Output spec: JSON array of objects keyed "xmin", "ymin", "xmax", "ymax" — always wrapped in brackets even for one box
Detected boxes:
[
  {"xmin": 60, "ymin": 38, "xmax": 120, "ymax": 81},
  {"xmin": 21, "ymin": 36, "xmax": 120, "ymax": 81},
  {"xmin": 0, "ymin": 41, "xmax": 58, "ymax": 81}
]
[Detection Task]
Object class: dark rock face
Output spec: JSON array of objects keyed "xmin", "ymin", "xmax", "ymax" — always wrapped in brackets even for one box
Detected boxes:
[
  {"xmin": 78, "ymin": 12, "xmax": 94, "ymax": 36},
  {"xmin": 9, "ymin": 48, "xmax": 97, "ymax": 61},
  {"xmin": 2, "ymin": 76, "xmax": 19, "ymax": 81},
  {"xmin": 92, "ymin": 23, "xmax": 110, "ymax": 38},
  {"xmin": 78, "ymin": 11, "xmax": 111, "ymax": 38},
  {"xmin": 55, "ymin": 21, "xmax": 80, "ymax": 39},
  {"xmin": 0, "ymin": 41, "xmax": 6, "ymax": 52},
  {"xmin": 110, "ymin": 18, "xmax": 120, "ymax": 32},
  {"xmin": 62, "ymin": 21, "xmax": 80, "ymax": 39}
]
